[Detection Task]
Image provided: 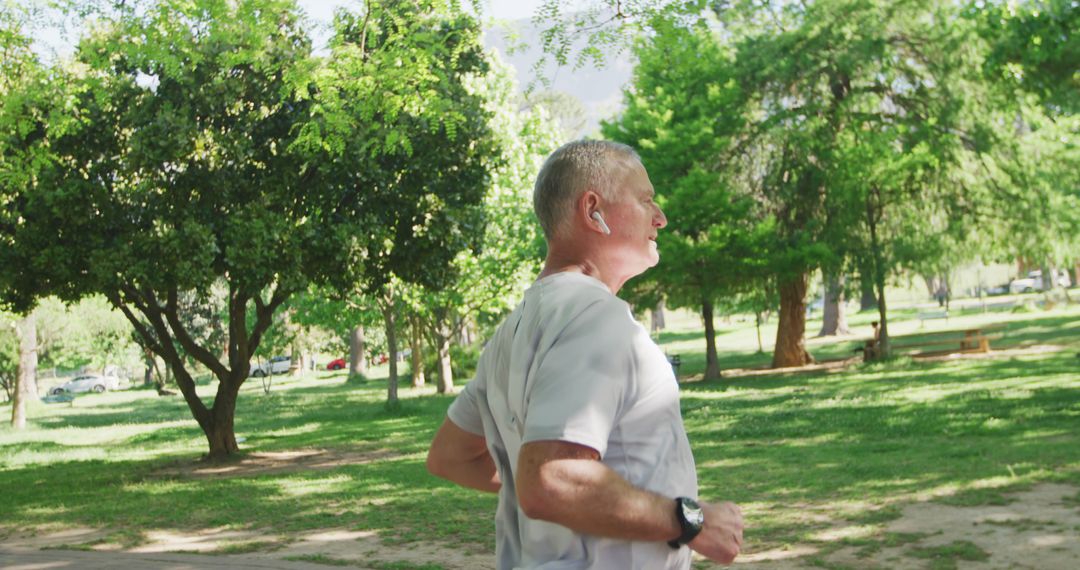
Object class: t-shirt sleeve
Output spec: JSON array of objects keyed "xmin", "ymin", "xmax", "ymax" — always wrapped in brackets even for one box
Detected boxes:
[
  {"xmin": 521, "ymin": 299, "xmax": 633, "ymax": 457},
  {"xmin": 446, "ymin": 347, "xmax": 487, "ymax": 436}
]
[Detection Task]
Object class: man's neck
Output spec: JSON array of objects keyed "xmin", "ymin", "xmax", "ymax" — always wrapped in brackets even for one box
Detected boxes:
[{"xmin": 538, "ymin": 251, "xmax": 628, "ymax": 295}]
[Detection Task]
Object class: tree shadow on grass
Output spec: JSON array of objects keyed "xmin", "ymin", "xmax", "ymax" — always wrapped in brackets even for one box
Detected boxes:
[
  {"xmin": 682, "ymin": 350, "xmax": 1080, "ymax": 519},
  {"xmin": 0, "ymin": 440, "xmax": 78, "ymax": 457},
  {"xmin": 888, "ymin": 311, "xmax": 1080, "ymax": 350},
  {"xmin": 0, "ymin": 449, "xmax": 496, "ymax": 552}
]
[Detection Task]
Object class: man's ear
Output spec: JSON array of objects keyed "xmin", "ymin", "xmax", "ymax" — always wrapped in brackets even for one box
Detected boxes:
[{"xmin": 578, "ymin": 190, "xmax": 602, "ymax": 222}]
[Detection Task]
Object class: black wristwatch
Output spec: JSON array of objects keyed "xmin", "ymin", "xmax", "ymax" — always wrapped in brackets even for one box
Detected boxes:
[{"xmin": 668, "ymin": 497, "xmax": 704, "ymax": 549}]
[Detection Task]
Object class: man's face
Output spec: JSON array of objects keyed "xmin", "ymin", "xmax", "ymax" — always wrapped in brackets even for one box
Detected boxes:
[{"xmin": 601, "ymin": 161, "xmax": 668, "ymax": 276}]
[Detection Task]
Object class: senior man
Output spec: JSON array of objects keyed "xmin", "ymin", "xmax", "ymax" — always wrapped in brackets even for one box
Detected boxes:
[{"xmin": 426, "ymin": 140, "xmax": 744, "ymax": 569}]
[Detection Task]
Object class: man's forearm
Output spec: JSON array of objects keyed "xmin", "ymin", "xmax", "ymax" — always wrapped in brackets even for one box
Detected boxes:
[
  {"xmin": 427, "ymin": 417, "xmax": 502, "ymax": 493},
  {"xmin": 436, "ymin": 453, "xmax": 502, "ymax": 494},
  {"xmin": 516, "ymin": 442, "xmax": 680, "ymax": 542}
]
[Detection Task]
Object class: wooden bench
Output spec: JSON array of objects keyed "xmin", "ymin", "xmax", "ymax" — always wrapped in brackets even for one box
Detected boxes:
[{"xmin": 917, "ymin": 310, "xmax": 949, "ymax": 326}]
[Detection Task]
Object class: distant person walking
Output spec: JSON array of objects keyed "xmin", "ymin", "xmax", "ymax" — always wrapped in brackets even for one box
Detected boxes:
[{"xmin": 426, "ymin": 140, "xmax": 743, "ymax": 569}]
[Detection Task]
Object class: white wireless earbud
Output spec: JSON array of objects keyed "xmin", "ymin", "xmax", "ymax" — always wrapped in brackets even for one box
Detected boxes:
[{"xmin": 591, "ymin": 211, "xmax": 612, "ymax": 235}]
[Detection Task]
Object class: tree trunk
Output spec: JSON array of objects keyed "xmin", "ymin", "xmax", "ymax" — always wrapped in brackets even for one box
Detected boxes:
[
  {"xmin": 701, "ymin": 298, "xmax": 720, "ymax": 380},
  {"xmin": 289, "ymin": 342, "xmax": 302, "ymax": 376},
  {"xmin": 1041, "ymin": 264, "xmax": 1055, "ymax": 292},
  {"xmin": 859, "ymin": 273, "xmax": 878, "ymax": 312},
  {"xmin": 922, "ymin": 274, "xmax": 941, "ymax": 300},
  {"xmin": 772, "ymin": 273, "xmax": 815, "ymax": 368},
  {"xmin": 875, "ymin": 279, "xmax": 891, "ymax": 358},
  {"xmin": 349, "ymin": 326, "xmax": 367, "ymax": 378},
  {"xmin": 433, "ymin": 309, "xmax": 454, "ymax": 394},
  {"xmin": 457, "ymin": 319, "xmax": 474, "ymax": 346},
  {"xmin": 153, "ymin": 349, "xmax": 238, "ymax": 460},
  {"xmin": 152, "ymin": 358, "xmax": 169, "ymax": 394},
  {"xmin": 755, "ymin": 312, "xmax": 764, "ymax": 353},
  {"xmin": 204, "ymin": 381, "xmax": 241, "ymax": 460},
  {"xmin": 410, "ymin": 316, "xmax": 425, "ymax": 388},
  {"xmin": 11, "ymin": 313, "xmax": 38, "ymax": 429},
  {"xmin": 382, "ymin": 299, "xmax": 399, "ymax": 404},
  {"xmin": 818, "ymin": 272, "xmax": 850, "ymax": 336},
  {"xmin": 867, "ymin": 187, "xmax": 891, "ymax": 357},
  {"xmin": 143, "ymin": 348, "xmax": 155, "ymax": 387},
  {"xmin": 651, "ymin": 299, "xmax": 666, "ymax": 333}
]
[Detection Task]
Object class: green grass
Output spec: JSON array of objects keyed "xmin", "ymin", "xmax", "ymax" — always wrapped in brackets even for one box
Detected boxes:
[
  {"xmin": 906, "ymin": 540, "xmax": 990, "ymax": 570},
  {"xmin": 212, "ymin": 540, "xmax": 286, "ymax": 554},
  {"xmin": 662, "ymin": 297, "xmax": 1080, "ymax": 374},
  {"xmin": 283, "ymin": 554, "xmax": 357, "ymax": 566},
  {"xmin": 369, "ymin": 562, "xmax": 446, "ymax": 570},
  {"xmin": 1, "ymin": 303, "xmax": 1079, "ymax": 564}
]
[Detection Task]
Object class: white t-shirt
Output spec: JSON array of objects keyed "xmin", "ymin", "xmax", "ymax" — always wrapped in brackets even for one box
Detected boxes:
[{"xmin": 448, "ymin": 272, "xmax": 698, "ymax": 570}]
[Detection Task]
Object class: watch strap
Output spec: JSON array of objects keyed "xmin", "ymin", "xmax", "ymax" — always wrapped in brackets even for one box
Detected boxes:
[{"xmin": 667, "ymin": 497, "xmax": 703, "ymax": 549}]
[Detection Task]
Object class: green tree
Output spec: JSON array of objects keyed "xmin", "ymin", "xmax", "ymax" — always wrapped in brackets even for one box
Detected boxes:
[
  {"xmin": 967, "ymin": 0, "xmax": 1079, "ymax": 297},
  {"xmin": 532, "ymin": 1, "xmax": 1071, "ymax": 362},
  {"xmin": 0, "ymin": 3, "xmax": 47, "ymax": 427},
  {"xmin": 407, "ymin": 54, "xmax": 560, "ymax": 393},
  {"xmin": 603, "ymin": 18, "xmax": 774, "ymax": 377},
  {"xmin": 719, "ymin": 0, "xmax": 1012, "ymax": 361},
  {"xmin": 290, "ymin": 286, "xmax": 383, "ymax": 380},
  {"xmin": 0, "ymin": 312, "xmax": 15, "ymax": 403},
  {"xmin": 972, "ymin": 0, "xmax": 1078, "ymax": 114},
  {"xmin": 0, "ymin": 0, "xmax": 501, "ymax": 455},
  {"xmin": 301, "ymin": 0, "xmax": 502, "ymax": 405}
]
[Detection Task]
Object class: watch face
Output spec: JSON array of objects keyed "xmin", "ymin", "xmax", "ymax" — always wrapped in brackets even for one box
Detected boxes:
[{"xmin": 682, "ymin": 499, "xmax": 704, "ymax": 526}]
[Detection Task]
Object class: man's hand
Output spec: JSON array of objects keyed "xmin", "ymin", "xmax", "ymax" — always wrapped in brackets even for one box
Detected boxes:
[{"xmin": 688, "ymin": 501, "xmax": 743, "ymax": 564}]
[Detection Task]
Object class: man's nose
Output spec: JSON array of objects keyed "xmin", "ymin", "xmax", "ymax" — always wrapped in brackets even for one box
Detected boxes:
[{"xmin": 654, "ymin": 206, "xmax": 667, "ymax": 229}]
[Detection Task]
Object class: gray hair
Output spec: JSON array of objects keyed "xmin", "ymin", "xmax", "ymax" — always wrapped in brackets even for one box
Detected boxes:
[{"xmin": 533, "ymin": 140, "xmax": 641, "ymax": 240}]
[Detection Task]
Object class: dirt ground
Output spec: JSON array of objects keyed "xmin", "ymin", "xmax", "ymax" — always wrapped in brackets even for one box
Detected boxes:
[
  {"xmin": 151, "ymin": 448, "xmax": 404, "ymax": 480},
  {"xmin": 3, "ymin": 480, "xmax": 1077, "ymax": 569},
  {"xmin": 732, "ymin": 483, "xmax": 1080, "ymax": 569}
]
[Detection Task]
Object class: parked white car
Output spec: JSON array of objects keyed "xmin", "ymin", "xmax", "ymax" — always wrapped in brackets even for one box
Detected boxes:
[
  {"xmin": 1009, "ymin": 270, "xmax": 1072, "ymax": 294},
  {"xmin": 250, "ymin": 355, "xmax": 291, "ymax": 377},
  {"xmin": 49, "ymin": 374, "xmax": 121, "ymax": 395}
]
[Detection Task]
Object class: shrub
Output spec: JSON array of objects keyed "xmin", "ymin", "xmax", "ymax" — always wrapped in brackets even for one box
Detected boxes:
[{"xmin": 422, "ymin": 343, "xmax": 482, "ymax": 384}]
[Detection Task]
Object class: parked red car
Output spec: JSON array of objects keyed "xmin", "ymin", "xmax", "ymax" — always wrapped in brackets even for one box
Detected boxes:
[{"xmin": 326, "ymin": 358, "xmax": 346, "ymax": 371}]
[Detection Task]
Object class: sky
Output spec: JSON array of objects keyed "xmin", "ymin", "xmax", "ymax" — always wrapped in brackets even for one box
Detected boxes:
[{"xmin": 32, "ymin": 0, "xmax": 548, "ymax": 60}]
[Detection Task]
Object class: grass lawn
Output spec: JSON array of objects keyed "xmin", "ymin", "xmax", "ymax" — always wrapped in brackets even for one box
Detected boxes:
[{"xmin": 1, "ymin": 301, "xmax": 1079, "ymax": 567}]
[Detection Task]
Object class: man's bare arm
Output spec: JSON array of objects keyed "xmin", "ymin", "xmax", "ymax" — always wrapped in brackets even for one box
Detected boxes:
[
  {"xmin": 515, "ymin": 440, "xmax": 680, "ymax": 541},
  {"xmin": 426, "ymin": 417, "xmax": 501, "ymax": 493},
  {"xmin": 516, "ymin": 440, "xmax": 743, "ymax": 564}
]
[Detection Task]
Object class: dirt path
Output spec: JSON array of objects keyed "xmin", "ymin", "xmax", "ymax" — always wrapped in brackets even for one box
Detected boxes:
[
  {"xmin": 3, "ymin": 483, "xmax": 1076, "ymax": 569},
  {"xmin": 732, "ymin": 483, "xmax": 1080, "ymax": 569}
]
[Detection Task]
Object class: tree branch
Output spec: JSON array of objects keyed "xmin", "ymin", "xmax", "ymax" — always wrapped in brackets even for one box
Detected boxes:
[
  {"xmin": 246, "ymin": 284, "xmax": 291, "ymax": 358},
  {"xmin": 228, "ymin": 281, "xmax": 250, "ymax": 371},
  {"xmin": 106, "ymin": 291, "xmax": 163, "ymax": 356},
  {"xmin": 131, "ymin": 284, "xmax": 212, "ymax": 423},
  {"xmin": 164, "ymin": 287, "xmax": 230, "ymax": 380}
]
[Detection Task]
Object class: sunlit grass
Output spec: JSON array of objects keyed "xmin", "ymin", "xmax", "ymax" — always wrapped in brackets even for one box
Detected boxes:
[{"xmin": 0, "ymin": 305, "xmax": 1078, "ymax": 560}]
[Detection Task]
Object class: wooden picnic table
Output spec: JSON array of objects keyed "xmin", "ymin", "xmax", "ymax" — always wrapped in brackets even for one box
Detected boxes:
[
  {"xmin": 855, "ymin": 324, "xmax": 1009, "ymax": 361},
  {"xmin": 891, "ymin": 324, "xmax": 1005, "ymax": 356}
]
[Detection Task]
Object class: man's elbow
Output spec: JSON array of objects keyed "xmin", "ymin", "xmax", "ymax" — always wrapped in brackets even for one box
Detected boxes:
[
  {"xmin": 426, "ymin": 448, "xmax": 450, "ymax": 480},
  {"xmin": 516, "ymin": 475, "xmax": 561, "ymax": 521},
  {"xmin": 516, "ymin": 486, "xmax": 551, "ymax": 520}
]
